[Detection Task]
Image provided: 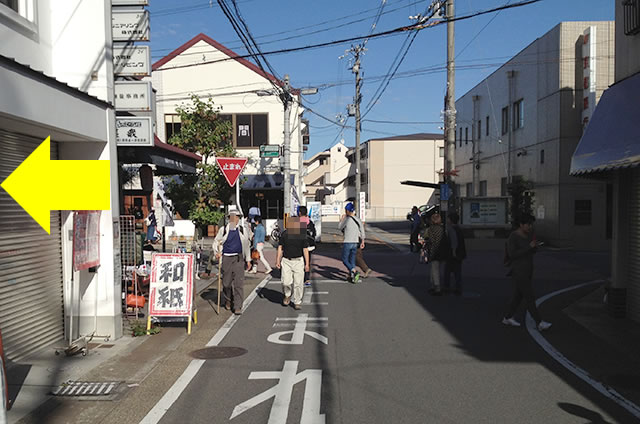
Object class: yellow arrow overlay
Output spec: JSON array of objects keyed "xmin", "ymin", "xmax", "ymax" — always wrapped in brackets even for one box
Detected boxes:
[{"xmin": 0, "ymin": 136, "xmax": 110, "ymax": 234}]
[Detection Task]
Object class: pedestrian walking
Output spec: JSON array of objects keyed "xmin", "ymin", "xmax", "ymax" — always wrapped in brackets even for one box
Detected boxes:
[
  {"xmin": 145, "ymin": 209, "xmax": 158, "ymax": 243},
  {"xmin": 444, "ymin": 212, "xmax": 466, "ymax": 295},
  {"xmin": 212, "ymin": 209, "xmax": 252, "ymax": 315},
  {"xmin": 338, "ymin": 202, "xmax": 365, "ymax": 283},
  {"xmin": 298, "ymin": 206, "xmax": 316, "ymax": 286},
  {"xmin": 409, "ymin": 206, "xmax": 421, "ymax": 252},
  {"xmin": 249, "ymin": 216, "xmax": 272, "ymax": 274},
  {"xmin": 502, "ymin": 214, "xmax": 552, "ymax": 331},
  {"xmin": 424, "ymin": 213, "xmax": 449, "ymax": 295},
  {"xmin": 275, "ymin": 217, "xmax": 310, "ymax": 310}
]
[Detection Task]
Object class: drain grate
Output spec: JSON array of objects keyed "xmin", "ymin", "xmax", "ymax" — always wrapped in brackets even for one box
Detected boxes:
[
  {"xmin": 52, "ymin": 381, "xmax": 120, "ymax": 397},
  {"xmin": 190, "ymin": 346, "xmax": 247, "ymax": 359}
]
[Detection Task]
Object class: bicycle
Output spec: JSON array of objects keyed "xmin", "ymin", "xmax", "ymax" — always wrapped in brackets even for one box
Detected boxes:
[{"xmin": 270, "ymin": 221, "xmax": 281, "ymax": 244}]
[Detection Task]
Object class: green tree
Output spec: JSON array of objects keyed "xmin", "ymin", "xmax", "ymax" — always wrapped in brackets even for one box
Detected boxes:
[{"xmin": 166, "ymin": 94, "xmax": 237, "ymax": 229}]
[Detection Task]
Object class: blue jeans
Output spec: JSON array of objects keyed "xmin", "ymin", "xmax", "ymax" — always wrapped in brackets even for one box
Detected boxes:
[{"xmin": 342, "ymin": 243, "xmax": 358, "ymax": 276}]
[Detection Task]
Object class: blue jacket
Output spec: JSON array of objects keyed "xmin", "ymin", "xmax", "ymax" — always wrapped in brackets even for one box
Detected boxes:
[{"xmin": 254, "ymin": 223, "xmax": 266, "ymax": 248}]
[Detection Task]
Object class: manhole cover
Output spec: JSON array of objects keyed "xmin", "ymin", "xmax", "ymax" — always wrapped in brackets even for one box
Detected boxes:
[
  {"xmin": 190, "ymin": 346, "xmax": 247, "ymax": 359},
  {"xmin": 52, "ymin": 381, "xmax": 120, "ymax": 396}
]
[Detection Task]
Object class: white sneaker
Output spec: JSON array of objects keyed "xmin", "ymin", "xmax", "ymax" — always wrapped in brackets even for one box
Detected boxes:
[
  {"xmin": 537, "ymin": 321, "xmax": 552, "ymax": 331},
  {"xmin": 248, "ymin": 269, "xmax": 257, "ymax": 274},
  {"xmin": 502, "ymin": 317, "xmax": 521, "ymax": 327}
]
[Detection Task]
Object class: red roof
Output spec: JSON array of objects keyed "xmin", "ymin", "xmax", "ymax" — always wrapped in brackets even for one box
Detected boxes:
[
  {"xmin": 152, "ymin": 33, "xmax": 295, "ymax": 92},
  {"xmin": 154, "ymin": 135, "xmax": 201, "ymax": 161}
]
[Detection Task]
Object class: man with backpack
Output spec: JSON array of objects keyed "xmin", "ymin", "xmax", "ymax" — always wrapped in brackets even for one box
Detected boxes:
[
  {"xmin": 338, "ymin": 202, "xmax": 365, "ymax": 283},
  {"xmin": 212, "ymin": 209, "xmax": 252, "ymax": 315}
]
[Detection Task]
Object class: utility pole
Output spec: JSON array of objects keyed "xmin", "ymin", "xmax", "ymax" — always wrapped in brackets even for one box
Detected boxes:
[
  {"xmin": 444, "ymin": 0, "xmax": 456, "ymax": 212},
  {"xmin": 281, "ymin": 74, "xmax": 292, "ymax": 220},
  {"xmin": 353, "ymin": 49, "xmax": 363, "ymax": 218}
]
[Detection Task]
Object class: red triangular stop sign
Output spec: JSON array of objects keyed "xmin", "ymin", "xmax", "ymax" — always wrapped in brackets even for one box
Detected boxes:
[{"xmin": 216, "ymin": 157, "xmax": 248, "ymax": 187}]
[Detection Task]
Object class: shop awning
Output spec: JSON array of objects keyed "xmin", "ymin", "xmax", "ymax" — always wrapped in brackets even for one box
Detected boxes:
[
  {"xmin": 242, "ymin": 173, "xmax": 294, "ymax": 190},
  {"xmin": 571, "ymin": 72, "xmax": 640, "ymax": 176},
  {"xmin": 118, "ymin": 136, "xmax": 201, "ymax": 175}
]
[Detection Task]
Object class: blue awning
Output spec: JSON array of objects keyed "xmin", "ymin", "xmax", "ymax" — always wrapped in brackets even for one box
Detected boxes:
[{"xmin": 571, "ymin": 71, "xmax": 640, "ymax": 176}]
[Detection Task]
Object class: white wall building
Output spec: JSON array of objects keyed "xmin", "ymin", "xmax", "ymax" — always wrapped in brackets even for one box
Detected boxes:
[
  {"xmin": 303, "ymin": 141, "xmax": 351, "ymax": 206},
  {"xmin": 152, "ymin": 33, "xmax": 306, "ymax": 221},
  {"xmin": 455, "ymin": 21, "xmax": 615, "ymax": 249},
  {"xmin": 0, "ymin": 1, "xmax": 122, "ymax": 360}
]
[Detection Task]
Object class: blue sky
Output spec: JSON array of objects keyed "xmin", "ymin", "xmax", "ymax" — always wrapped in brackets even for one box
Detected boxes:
[{"xmin": 148, "ymin": 0, "xmax": 613, "ymax": 158}]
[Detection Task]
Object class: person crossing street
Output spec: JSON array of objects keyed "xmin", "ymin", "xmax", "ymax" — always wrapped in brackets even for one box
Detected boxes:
[{"xmin": 338, "ymin": 202, "xmax": 366, "ymax": 283}]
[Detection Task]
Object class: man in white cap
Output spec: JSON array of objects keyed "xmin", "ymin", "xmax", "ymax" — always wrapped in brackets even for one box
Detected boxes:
[{"xmin": 212, "ymin": 209, "xmax": 252, "ymax": 315}]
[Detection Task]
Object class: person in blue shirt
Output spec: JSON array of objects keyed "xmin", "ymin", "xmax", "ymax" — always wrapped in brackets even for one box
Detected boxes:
[{"xmin": 249, "ymin": 216, "xmax": 272, "ymax": 274}]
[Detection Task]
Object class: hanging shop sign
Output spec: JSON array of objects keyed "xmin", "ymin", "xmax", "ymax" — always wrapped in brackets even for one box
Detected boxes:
[
  {"xmin": 113, "ymin": 45, "xmax": 151, "ymax": 77},
  {"xmin": 116, "ymin": 117, "xmax": 153, "ymax": 147},
  {"xmin": 114, "ymin": 81, "xmax": 152, "ymax": 111},
  {"xmin": 112, "ymin": 9, "xmax": 150, "ymax": 42},
  {"xmin": 73, "ymin": 211, "xmax": 101, "ymax": 271}
]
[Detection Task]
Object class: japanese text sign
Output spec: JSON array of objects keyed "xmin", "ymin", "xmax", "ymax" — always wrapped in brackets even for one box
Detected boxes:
[
  {"xmin": 73, "ymin": 211, "xmax": 101, "ymax": 271},
  {"xmin": 149, "ymin": 253, "xmax": 194, "ymax": 317},
  {"xmin": 216, "ymin": 157, "xmax": 248, "ymax": 187}
]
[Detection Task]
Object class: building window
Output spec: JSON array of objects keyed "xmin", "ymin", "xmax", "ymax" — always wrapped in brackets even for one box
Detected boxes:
[
  {"xmin": 215, "ymin": 113, "xmax": 268, "ymax": 148},
  {"xmin": 501, "ymin": 106, "xmax": 509, "ymax": 135},
  {"xmin": 501, "ymin": 177, "xmax": 507, "ymax": 196},
  {"xmin": 466, "ymin": 182, "xmax": 473, "ymax": 197},
  {"xmin": 439, "ymin": 147, "xmax": 444, "ymax": 157},
  {"xmin": 459, "ymin": 128, "xmax": 463, "ymax": 147},
  {"xmin": 479, "ymin": 180, "xmax": 487, "ymax": 196},
  {"xmin": 360, "ymin": 172, "xmax": 367, "ymax": 185},
  {"xmin": 574, "ymin": 200, "xmax": 592, "ymax": 225},
  {"xmin": 540, "ymin": 149, "xmax": 545, "ymax": 164},
  {"xmin": 465, "ymin": 127, "xmax": 468, "ymax": 145},
  {"xmin": 165, "ymin": 114, "xmax": 182, "ymax": 140},
  {"xmin": 347, "ymin": 175, "xmax": 356, "ymax": 186},
  {"xmin": 477, "ymin": 120, "xmax": 482, "ymax": 140},
  {"xmin": 623, "ymin": 0, "xmax": 640, "ymax": 35},
  {"xmin": 319, "ymin": 158, "xmax": 326, "ymax": 166},
  {"xmin": 513, "ymin": 99, "xmax": 524, "ymax": 130},
  {"xmin": 0, "ymin": 0, "xmax": 18, "ymax": 12},
  {"xmin": 486, "ymin": 116, "xmax": 490, "ymax": 136}
]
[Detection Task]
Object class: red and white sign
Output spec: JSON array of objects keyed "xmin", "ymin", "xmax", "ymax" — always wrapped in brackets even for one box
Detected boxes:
[
  {"xmin": 216, "ymin": 157, "xmax": 248, "ymax": 187},
  {"xmin": 149, "ymin": 253, "xmax": 194, "ymax": 317}
]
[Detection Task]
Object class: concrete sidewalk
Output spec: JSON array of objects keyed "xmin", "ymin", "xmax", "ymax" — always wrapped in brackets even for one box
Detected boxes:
[{"xmin": 8, "ymin": 244, "xmax": 280, "ymax": 424}]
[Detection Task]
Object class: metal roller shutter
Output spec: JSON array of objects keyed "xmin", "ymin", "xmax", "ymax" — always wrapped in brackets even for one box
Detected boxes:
[
  {"xmin": 0, "ymin": 129, "xmax": 64, "ymax": 361},
  {"xmin": 628, "ymin": 168, "xmax": 640, "ymax": 323}
]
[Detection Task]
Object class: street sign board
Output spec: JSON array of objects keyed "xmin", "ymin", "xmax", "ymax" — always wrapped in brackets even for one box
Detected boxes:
[
  {"xmin": 116, "ymin": 117, "xmax": 153, "ymax": 146},
  {"xmin": 440, "ymin": 183, "xmax": 450, "ymax": 201},
  {"xmin": 216, "ymin": 157, "xmax": 248, "ymax": 187},
  {"xmin": 259, "ymin": 145, "xmax": 280, "ymax": 158},
  {"xmin": 149, "ymin": 253, "xmax": 194, "ymax": 317},
  {"xmin": 114, "ymin": 81, "xmax": 152, "ymax": 111},
  {"xmin": 112, "ymin": 9, "xmax": 150, "ymax": 41},
  {"xmin": 113, "ymin": 45, "xmax": 151, "ymax": 76}
]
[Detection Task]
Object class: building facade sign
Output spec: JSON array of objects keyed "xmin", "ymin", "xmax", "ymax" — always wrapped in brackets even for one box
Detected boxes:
[
  {"xmin": 461, "ymin": 197, "xmax": 508, "ymax": 226},
  {"xmin": 114, "ymin": 81, "xmax": 152, "ymax": 111},
  {"xmin": 116, "ymin": 117, "xmax": 153, "ymax": 146},
  {"xmin": 112, "ymin": 9, "xmax": 150, "ymax": 42},
  {"xmin": 582, "ymin": 26, "xmax": 597, "ymax": 131},
  {"xmin": 113, "ymin": 45, "xmax": 151, "ymax": 76}
]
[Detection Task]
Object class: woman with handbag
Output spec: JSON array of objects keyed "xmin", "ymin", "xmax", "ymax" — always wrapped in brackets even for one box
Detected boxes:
[
  {"xmin": 249, "ymin": 216, "xmax": 272, "ymax": 274},
  {"xmin": 425, "ymin": 213, "xmax": 449, "ymax": 296}
]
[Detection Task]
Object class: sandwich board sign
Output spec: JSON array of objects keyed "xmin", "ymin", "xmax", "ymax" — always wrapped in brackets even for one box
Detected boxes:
[{"xmin": 147, "ymin": 253, "xmax": 196, "ymax": 334}]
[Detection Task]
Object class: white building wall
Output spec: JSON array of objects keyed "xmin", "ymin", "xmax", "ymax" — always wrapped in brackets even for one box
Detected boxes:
[{"xmin": 0, "ymin": 0, "xmax": 122, "ymax": 342}]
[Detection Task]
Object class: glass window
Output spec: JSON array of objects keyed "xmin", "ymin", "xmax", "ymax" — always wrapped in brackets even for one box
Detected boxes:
[
  {"xmin": 252, "ymin": 114, "xmax": 268, "ymax": 147},
  {"xmin": 0, "ymin": 0, "xmax": 18, "ymax": 12},
  {"xmin": 459, "ymin": 128, "xmax": 462, "ymax": 147},
  {"xmin": 466, "ymin": 182, "xmax": 473, "ymax": 197},
  {"xmin": 439, "ymin": 147, "xmax": 444, "ymax": 157},
  {"xmin": 486, "ymin": 116, "xmax": 490, "ymax": 136},
  {"xmin": 501, "ymin": 106, "xmax": 509, "ymax": 135},
  {"xmin": 501, "ymin": 177, "xmax": 507, "ymax": 196},
  {"xmin": 465, "ymin": 127, "xmax": 468, "ymax": 145},
  {"xmin": 574, "ymin": 200, "xmax": 592, "ymax": 226},
  {"xmin": 513, "ymin": 99, "xmax": 524, "ymax": 130},
  {"xmin": 540, "ymin": 149, "xmax": 545, "ymax": 164},
  {"xmin": 236, "ymin": 114, "xmax": 252, "ymax": 147},
  {"xmin": 479, "ymin": 180, "xmax": 487, "ymax": 196},
  {"xmin": 477, "ymin": 120, "xmax": 481, "ymax": 140}
]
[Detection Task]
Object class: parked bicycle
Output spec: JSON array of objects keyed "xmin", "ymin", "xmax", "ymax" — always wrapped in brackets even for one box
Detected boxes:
[{"xmin": 270, "ymin": 221, "xmax": 281, "ymax": 244}]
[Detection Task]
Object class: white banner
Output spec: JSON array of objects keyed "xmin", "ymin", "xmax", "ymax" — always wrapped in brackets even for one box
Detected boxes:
[
  {"xmin": 307, "ymin": 201, "xmax": 322, "ymax": 241},
  {"xmin": 112, "ymin": 9, "xmax": 150, "ymax": 41},
  {"xmin": 149, "ymin": 253, "xmax": 194, "ymax": 317},
  {"xmin": 359, "ymin": 191, "xmax": 366, "ymax": 222},
  {"xmin": 114, "ymin": 81, "xmax": 152, "ymax": 111}
]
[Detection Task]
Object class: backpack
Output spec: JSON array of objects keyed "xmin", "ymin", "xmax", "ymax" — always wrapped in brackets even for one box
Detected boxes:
[{"xmin": 306, "ymin": 220, "xmax": 317, "ymax": 247}]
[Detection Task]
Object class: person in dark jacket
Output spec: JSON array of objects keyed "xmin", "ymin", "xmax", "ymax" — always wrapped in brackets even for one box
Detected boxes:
[
  {"xmin": 409, "ymin": 206, "xmax": 421, "ymax": 252},
  {"xmin": 424, "ymin": 213, "xmax": 449, "ymax": 295},
  {"xmin": 444, "ymin": 212, "xmax": 466, "ymax": 295},
  {"xmin": 502, "ymin": 214, "xmax": 552, "ymax": 331}
]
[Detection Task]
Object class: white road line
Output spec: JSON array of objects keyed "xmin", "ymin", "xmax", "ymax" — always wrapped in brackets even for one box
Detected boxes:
[
  {"xmin": 526, "ymin": 280, "xmax": 640, "ymax": 420},
  {"xmin": 140, "ymin": 275, "xmax": 273, "ymax": 424}
]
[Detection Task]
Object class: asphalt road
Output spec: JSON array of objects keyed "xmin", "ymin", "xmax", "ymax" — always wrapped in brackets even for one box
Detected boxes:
[{"xmin": 153, "ymin": 229, "xmax": 634, "ymax": 424}]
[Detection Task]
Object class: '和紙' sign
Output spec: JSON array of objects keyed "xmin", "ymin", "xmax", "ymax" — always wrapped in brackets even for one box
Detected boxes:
[{"xmin": 149, "ymin": 253, "xmax": 194, "ymax": 317}]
